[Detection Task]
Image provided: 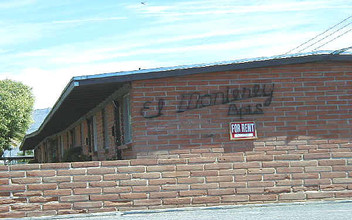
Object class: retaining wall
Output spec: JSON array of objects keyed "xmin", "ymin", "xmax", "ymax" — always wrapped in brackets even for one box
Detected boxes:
[{"xmin": 1, "ymin": 140, "xmax": 352, "ymax": 218}]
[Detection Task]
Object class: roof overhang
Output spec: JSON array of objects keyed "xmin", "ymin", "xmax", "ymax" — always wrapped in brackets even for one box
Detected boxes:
[
  {"xmin": 21, "ymin": 80, "xmax": 126, "ymax": 150},
  {"xmin": 21, "ymin": 53, "xmax": 352, "ymax": 150}
]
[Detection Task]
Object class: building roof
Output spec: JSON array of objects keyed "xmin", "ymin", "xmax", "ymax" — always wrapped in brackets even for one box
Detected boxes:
[{"xmin": 20, "ymin": 52, "xmax": 352, "ymax": 150}]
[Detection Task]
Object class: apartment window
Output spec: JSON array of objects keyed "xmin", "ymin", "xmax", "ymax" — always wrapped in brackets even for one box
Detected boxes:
[
  {"xmin": 102, "ymin": 108, "xmax": 109, "ymax": 149},
  {"xmin": 59, "ymin": 135, "xmax": 64, "ymax": 159},
  {"xmin": 70, "ymin": 128, "xmax": 76, "ymax": 148},
  {"xmin": 122, "ymin": 94, "xmax": 132, "ymax": 144},
  {"xmin": 45, "ymin": 142, "xmax": 49, "ymax": 162},
  {"xmin": 80, "ymin": 122, "xmax": 84, "ymax": 146},
  {"xmin": 41, "ymin": 145, "xmax": 45, "ymax": 162},
  {"xmin": 51, "ymin": 139, "xmax": 57, "ymax": 162},
  {"xmin": 66, "ymin": 132, "xmax": 70, "ymax": 149},
  {"xmin": 92, "ymin": 116, "xmax": 98, "ymax": 152}
]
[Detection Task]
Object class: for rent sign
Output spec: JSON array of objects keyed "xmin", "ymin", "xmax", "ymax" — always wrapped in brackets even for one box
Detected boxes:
[{"xmin": 230, "ymin": 121, "xmax": 257, "ymax": 140}]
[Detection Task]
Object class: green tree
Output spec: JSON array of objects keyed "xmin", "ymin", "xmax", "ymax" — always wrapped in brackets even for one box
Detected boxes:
[{"xmin": 0, "ymin": 79, "xmax": 34, "ymax": 156}]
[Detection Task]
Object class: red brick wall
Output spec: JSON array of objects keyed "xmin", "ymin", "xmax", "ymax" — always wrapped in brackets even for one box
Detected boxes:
[
  {"xmin": 130, "ymin": 62, "xmax": 352, "ymax": 157},
  {"xmin": 1, "ymin": 144, "xmax": 352, "ymax": 218}
]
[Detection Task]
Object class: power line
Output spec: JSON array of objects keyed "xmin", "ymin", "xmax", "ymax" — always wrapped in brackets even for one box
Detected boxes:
[
  {"xmin": 285, "ymin": 15, "xmax": 352, "ymax": 54},
  {"xmin": 297, "ymin": 21, "xmax": 352, "ymax": 53},
  {"xmin": 332, "ymin": 46, "xmax": 352, "ymax": 55},
  {"xmin": 313, "ymin": 28, "xmax": 352, "ymax": 51}
]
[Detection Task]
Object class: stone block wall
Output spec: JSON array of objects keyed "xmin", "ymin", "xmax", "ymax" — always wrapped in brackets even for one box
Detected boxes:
[{"xmin": 1, "ymin": 141, "xmax": 352, "ymax": 218}]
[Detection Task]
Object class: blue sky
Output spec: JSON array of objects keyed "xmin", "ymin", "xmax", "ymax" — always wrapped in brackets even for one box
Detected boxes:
[{"xmin": 0, "ymin": 0, "xmax": 351, "ymax": 108}]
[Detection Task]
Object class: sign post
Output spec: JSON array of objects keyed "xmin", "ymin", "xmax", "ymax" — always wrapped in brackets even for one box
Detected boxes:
[{"xmin": 230, "ymin": 121, "xmax": 257, "ymax": 140}]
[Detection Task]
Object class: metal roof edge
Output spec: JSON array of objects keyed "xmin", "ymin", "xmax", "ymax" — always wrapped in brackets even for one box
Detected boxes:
[
  {"xmin": 73, "ymin": 51, "xmax": 334, "ymax": 83},
  {"xmin": 73, "ymin": 51, "xmax": 327, "ymax": 80},
  {"xmin": 76, "ymin": 53, "xmax": 352, "ymax": 87}
]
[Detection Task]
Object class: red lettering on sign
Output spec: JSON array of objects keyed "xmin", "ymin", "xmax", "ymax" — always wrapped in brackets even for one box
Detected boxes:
[{"xmin": 230, "ymin": 122, "xmax": 257, "ymax": 140}]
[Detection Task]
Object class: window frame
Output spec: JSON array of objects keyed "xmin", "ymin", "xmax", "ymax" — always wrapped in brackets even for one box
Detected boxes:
[
  {"xmin": 92, "ymin": 115, "xmax": 98, "ymax": 152},
  {"xmin": 122, "ymin": 93, "xmax": 132, "ymax": 144},
  {"xmin": 102, "ymin": 108, "xmax": 110, "ymax": 149}
]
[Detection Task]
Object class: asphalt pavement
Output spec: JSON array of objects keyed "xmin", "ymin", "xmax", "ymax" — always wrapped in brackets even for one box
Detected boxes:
[{"xmin": 10, "ymin": 200, "xmax": 352, "ymax": 220}]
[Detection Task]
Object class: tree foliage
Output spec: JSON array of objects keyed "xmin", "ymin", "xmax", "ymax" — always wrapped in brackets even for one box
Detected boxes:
[{"xmin": 0, "ymin": 79, "xmax": 34, "ymax": 156}]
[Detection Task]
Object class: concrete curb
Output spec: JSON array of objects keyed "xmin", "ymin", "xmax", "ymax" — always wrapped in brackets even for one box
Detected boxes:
[
  {"xmin": 122, "ymin": 199, "xmax": 352, "ymax": 216},
  {"xmin": 10, "ymin": 199, "xmax": 352, "ymax": 220}
]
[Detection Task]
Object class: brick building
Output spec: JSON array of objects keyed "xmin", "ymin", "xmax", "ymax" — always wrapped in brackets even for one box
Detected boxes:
[{"xmin": 21, "ymin": 53, "xmax": 352, "ymax": 162}]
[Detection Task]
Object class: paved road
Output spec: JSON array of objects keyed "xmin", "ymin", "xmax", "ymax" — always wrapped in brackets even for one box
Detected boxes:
[{"xmin": 13, "ymin": 200, "xmax": 352, "ymax": 220}]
